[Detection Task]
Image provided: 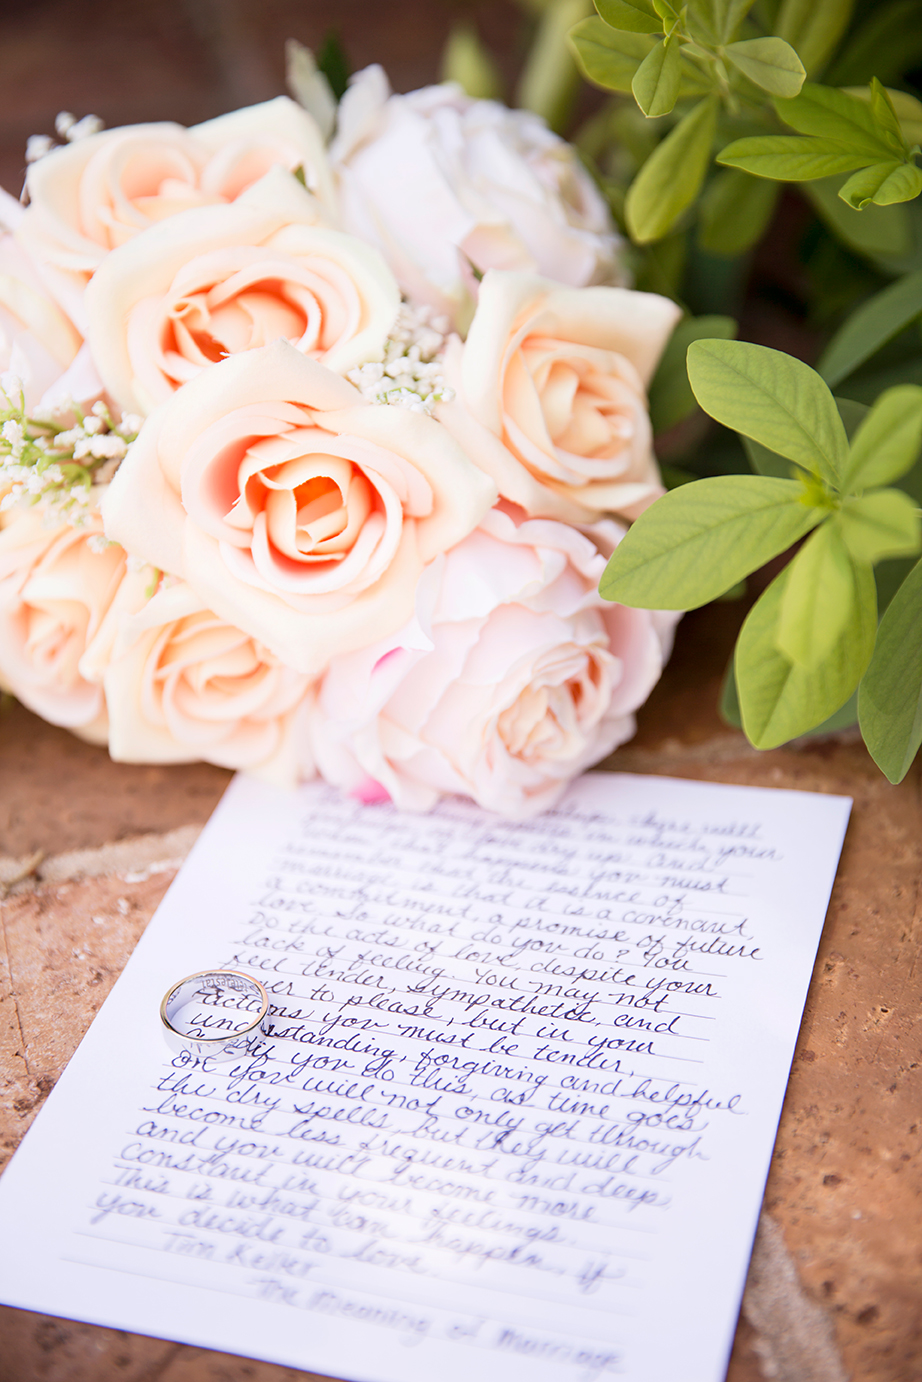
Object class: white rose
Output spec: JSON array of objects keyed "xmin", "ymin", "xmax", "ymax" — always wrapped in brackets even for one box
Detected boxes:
[
  {"xmin": 331, "ymin": 66, "xmax": 624, "ymax": 327},
  {"xmin": 82, "ymin": 568, "xmax": 315, "ymax": 785},
  {"xmin": 19, "ymin": 97, "xmax": 337, "ymax": 331},
  {"xmin": 309, "ymin": 504, "xmax": 678, "ymax": 818}
]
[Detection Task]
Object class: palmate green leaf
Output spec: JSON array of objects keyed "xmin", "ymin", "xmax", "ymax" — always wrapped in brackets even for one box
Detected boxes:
[
  {"xmin": 599, "ymin": 474, "xmax": 820, "ymax": 610},
  {"xmin": 569, "ymin": 18, "xmax": 655, "ymax": 92},
  {"xmin": 625, "ymin": 95, "xmax": 718, "ymax": 242},
  {"xmin": 837, "ymin": 489, "xmax": 922, "ymax": 563},
  {"xmin": 774, "ymin": 83, "xmax": 894, "ymax": 157},
  {"xmin": 736, "ymin": 559, "xmax": 877, "ymax": 749},
  {"xmin": 595, "ymin": 0, "xmax": 662, "ymax": 31},
  {"xmin": 841, "ymin": 384, "xmax": 922, "ymax": 490},
  {"xmin": 806, "ymin": 177, "xmax": 912, "ymax": 258},
  {"xmin": 724, "ymin": 37, "xmax": 805, "ymax": 97},
  {"xmin": 777, "ymin": 521, "xmax": 857, "ymax": 667},
  {"xmin": 698, "ymin": 167, "xmax": 780, "ymax": 255},
  {"xmin": 648, "ymin": 314, "xmax": 737, "ymax": 432},
  {"xmin": 687, "ymin": 339, "xmax": 849, "ymax": 485},
  {"xmin": 632, "ymin": 35, "xmax": 681, "ymax": 116},
  {"xmin": 818, "ymin": 272, "xmax": 922, "ymax": 388},
  {"xmin": 858, "ymin": 555, "xmax": 922, "ymax": 781},
  {"xmin": 774, "ymin": 0, "xmax": 854, "ymax": 77},
  {"xmin": 839, "ymin": 162, "xmax": 922, "ymax": 210},
  {"xmin": 716, "ymin": 135, "xmax": 869, "ymax": 181}
]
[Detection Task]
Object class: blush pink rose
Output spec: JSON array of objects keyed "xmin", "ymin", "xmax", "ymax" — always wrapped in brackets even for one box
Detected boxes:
[
  {"xmin": 0, "ymin": 501, "xmax": 125, "ymax": 740},
  {"xmin": 101, "ymin": 341, "xmax": 497, "ymax": 674},
  {"xmin": 439, "ymin": 270, "xmax": 682, "ymax": 524},
  {"xmin": 19, "ymin": 97, "xmax": 337, "ymax": 331},
  {"xmin": 0, "ymin": 229, "xmax": 85, "ymax": 411},
  {"xmin": 331, "ymin": 67, "xmax": 624, "ymax": 327},
  {"xmin": 85, "ymin": 169, "xmax": 401, "ymax": 416},
  {"xmin": 81, "ymin": 568, "xmax": 315, "ymax": 785},
  {"xmin": 308, "ymin": 504, "xmax": 678, "ymax": 818}
]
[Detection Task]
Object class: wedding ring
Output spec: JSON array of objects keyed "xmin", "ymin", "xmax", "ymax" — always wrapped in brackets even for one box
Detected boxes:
[{"xmin": 160, "ymin": 969, "xmax": 269, "ymax": 1061}]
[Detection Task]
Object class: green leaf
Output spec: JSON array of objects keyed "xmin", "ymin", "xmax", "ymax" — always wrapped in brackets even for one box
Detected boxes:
[
  {"xmin": 599, "ymin": 474, "xmax": 821, "ymax": 610},
  {"xmin": 837, "ymin": 488, "xmax": 922, "ymax": 563},
  {"xmin": 805, "ymin": 177, "xmax": 912, "ymax": 258},
  {"xmin": 632, "ymin": 35, "xmax": 681, "ymax": 116},
  {"xmin": 839, "ymin": 162, "xmax": 922, "ymax": 210},
  {"xmin": 723, "ymin": 37, "xmax": 805, "ymax": 97},
  {"xmin": 724, "ymin": 660, "xmax": 860, "ymax": 733},
  {"xmin": 698, "ymin": 168, "xmax": 780, "ymax": 256},
  {"xmin": 774, "ymin": 83, "xmax": 894, "ymax": 157},
  {"xmin": 818, "ymin": 271, "xmax": 922, "ymax": 388},
  {"xmin": 841, "ymin": 384, "xmax": 922, "ymax": 490},
  {"xmin": 648, "ymin": 314, "xmax": 737, "ymax": 432},
  {"xmin": 569, "ymin": 18, "xmax": 655, "ymax": 92},
  {"xmin": 736, "ymin": 559, "xmax": 877, "ymax": 748},
  {"xmin": 625, "ymin": 95, "xmax": 718, "ymax": 242},
  {"xmin": 595, "ymin": 0, "xmax": 662, "ymax": 32},
  {"xmin": 845, "ymin": 85, "xmax": 922, "ymax": 147},
  {"xmin": 858, "ymin": 555, "xmax": 922, "ymax": 781},
  {"xmin": 774, "ymin": 0, "xmax": 855, "ymax": 77},
  {"xmin": 316, "ymin": 30, "xmax": 350, "ymax": 102},
  {"xmin": 776, "ymin": 521, "xmax": 857, "ymax": 667},
  {"xmin": 869, "ymin": 78, "xmax": 911, "ymax": 156},
  {"xmin": 720, "ymin": 0, "xmax": 759, "ymax": 41},
  {"xmin": 716, "ymin": 135, "xmax": 869, "ymax": 181},
  {"xmin": 686, "ymin": 339, "xmax": 849, "ymax": 485},
  {"xmin": 743, "ymin": 433, "xmax": 795, "ymax": 477}
]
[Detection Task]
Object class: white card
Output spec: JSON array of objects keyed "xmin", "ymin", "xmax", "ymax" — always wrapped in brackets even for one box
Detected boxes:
[{"xmin": 0, "ymin": 772, "xmax": 850, "ymax": 1382}]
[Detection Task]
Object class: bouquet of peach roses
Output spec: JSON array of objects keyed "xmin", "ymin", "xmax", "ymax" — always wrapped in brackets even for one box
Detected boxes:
[{"xmin": 0, "ymin": 56, "xmax": 680, "ymax": 818}]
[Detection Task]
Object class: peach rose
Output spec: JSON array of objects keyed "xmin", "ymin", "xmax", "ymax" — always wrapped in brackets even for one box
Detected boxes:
[
  {"xmin": 0, "ymin": 500, "xmax": 124, "ymax": 740},
  {"xmin": 309, "ymin": 504, "xmax": 678, "ymax": 818},
  {"xmin": 85, "ymin": 169, "xmax": 401, "ymax": 416},
  {"xmin": 20, "ymin": 97, "xmax": 336, "ymax": 331},
  {"xmin": 81, "ymin": 568, "xmax": 314, "ymax": 785},
  {"xmin": 331, "ymin": 67, "xmax": 625, "ymax": 327},
  {"xmin": 439, "ymin": 271, "xmax": 682, "ymax": 524},
  {"xmin": 101, "ymin": 341, "xmax": 497, "ymax": 674}
]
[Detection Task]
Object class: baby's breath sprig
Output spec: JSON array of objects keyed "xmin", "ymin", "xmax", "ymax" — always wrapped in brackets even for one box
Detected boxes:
[
  {"xmin": 0, "ymin": 375, "xmax": 141, "ymax": 527},
  {"xmin": 347, "ymin": 302, "xmax": 455, "ymax": 414}
]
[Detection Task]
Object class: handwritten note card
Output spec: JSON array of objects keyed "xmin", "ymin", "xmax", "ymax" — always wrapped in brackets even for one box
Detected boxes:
[{"xmin": 0, "ymin": 772, "xmax": 850, "ymax": 1382}]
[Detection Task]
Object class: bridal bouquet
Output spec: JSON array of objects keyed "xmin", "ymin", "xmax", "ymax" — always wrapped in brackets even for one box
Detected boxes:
[{"xmin": 0, "ymin": 58, "xmax": 681, "ymax": 818}]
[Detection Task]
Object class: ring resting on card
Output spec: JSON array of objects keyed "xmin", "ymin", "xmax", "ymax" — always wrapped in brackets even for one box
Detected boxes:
[{"xmin": 160, "ymin": 969, "xmax": 269, "ymax": 1061}]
